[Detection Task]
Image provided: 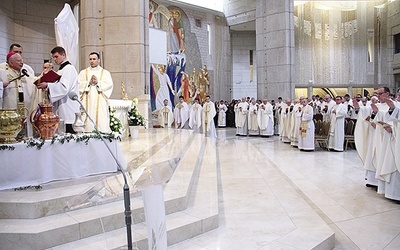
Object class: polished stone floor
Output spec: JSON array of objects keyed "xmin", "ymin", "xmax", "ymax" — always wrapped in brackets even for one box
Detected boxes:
[
  {"xmin": 168, "ymin": 127, "xmax": 400, "ymax": 250},
  {"xmin": 1, "ymin": 127, "xmax": 399, "ymax": 249}
]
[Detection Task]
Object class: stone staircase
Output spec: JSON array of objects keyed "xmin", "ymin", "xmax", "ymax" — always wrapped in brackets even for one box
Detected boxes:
[{"xmin": 0, "ymin": 129, "xmax": 218, "ymax": 249}]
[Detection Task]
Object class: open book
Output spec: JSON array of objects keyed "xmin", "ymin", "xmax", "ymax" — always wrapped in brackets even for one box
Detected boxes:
[{"xmin": 33, "ymin": 70, "xmax": 61, "ymax": 85}]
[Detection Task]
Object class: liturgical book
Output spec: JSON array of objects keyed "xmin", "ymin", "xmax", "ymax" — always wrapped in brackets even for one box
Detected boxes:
[{"xmin": 34, "ymin": 70, "xmax": 61, "ymax": 85}]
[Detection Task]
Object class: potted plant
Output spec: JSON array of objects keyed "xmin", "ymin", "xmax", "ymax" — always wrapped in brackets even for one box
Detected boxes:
[{"xmin": 127, "ymin": 98, "xmax": 146, "ymax": 138}]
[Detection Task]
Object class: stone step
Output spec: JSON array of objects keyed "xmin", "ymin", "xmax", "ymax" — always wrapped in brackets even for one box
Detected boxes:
[
  {"xmin": 0, "ymin": 129, "xmax": 181, "ymax": 219},
  {"xmin": 49, "ymin": 135, "xmax": 218, "ymax": 250},
  {"xmin": 0, "ymin": 130, "xmax": 215, "ymax": 249}
]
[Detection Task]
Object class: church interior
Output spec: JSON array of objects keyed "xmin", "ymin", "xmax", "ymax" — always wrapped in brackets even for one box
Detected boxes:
[{"xmin": 1, "ymin": 0, "xmax": 400, "ymax": 249}]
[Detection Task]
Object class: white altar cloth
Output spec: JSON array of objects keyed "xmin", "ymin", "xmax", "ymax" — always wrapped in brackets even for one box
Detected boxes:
[{"xmin": 0, "ymin": 139, "xmax": 127, "ymax": 191}]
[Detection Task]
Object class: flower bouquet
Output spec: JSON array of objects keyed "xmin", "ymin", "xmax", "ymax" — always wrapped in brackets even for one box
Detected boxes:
[
  {"xmin": 109, "ymin": 107, "xmax": 123, "ymax": 134},
  {"xmin": 128, "ymin": 98, "xmax": 146, "ymax": 128}
]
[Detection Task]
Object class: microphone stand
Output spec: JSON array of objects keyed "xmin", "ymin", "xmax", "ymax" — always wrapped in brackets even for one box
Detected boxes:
[
  {"xmin": 73, "ymin": 97, "xmax": 133, "ymax": 250},
  {"xmin": 8, "ymin": 74, "xmax": 25, "ymax": 83}
]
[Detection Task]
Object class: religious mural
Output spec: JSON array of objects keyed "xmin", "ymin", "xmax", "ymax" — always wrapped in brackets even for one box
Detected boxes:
[{"xmin": 149, "ymin": 0, "xmax": 210, "ymax": 111}]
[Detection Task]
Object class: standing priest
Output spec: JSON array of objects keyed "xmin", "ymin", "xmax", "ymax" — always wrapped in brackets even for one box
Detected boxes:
[
  {"xmin": 202, "ymin": 95, "xmax": 217, "ymax": 138},
  {"xmin": 236, "ymin": 97, "xmax": 249, "ymax": 136},
  {"xmin": 328, "ymin": 96, "xmax": 347, "ymax": 151},
  {"xmin": 298, "ymin": 98, "xmax": 315, "ymax": 151},
  {"xmin": 78, "ymin": 52, "xmax": 113, "ymax": 133},
  {"xmin": 257, "ymin": 98, "xmax": 274, "ymax": 137}
]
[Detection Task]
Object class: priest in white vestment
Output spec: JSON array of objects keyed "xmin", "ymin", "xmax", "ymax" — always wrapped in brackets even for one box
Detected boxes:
[
  {"xmin": 358, "ymin": 96, "xmax": 380, "ymax": 187},
  {"xmin": 280, "ymin": 100, "xmax": 291, "ymax": 143},
  {"xmin": 217, "ymin": 100, "xmax": 227, "ymax": 127},
  {"xmin": 354, "ymin": 97, "xmax": 373, "ymax": 166},
  {"xmin": 0, "ymin": 52, "xmax": 36, "ymax": 137},
  {"xmin": 36, "ymin": 46, "xmax": 80, "ymax": 134},
  {"xmin": 236, "ymin": 97, "xmax": 249, "ymax": 136},
  {"xmin": 320, "ymin": 94, "xmax": 336, "ymax": 122},
  {"xmin": 298, "ymin": 99, "xmax": 315, "ymax": 151},
  {"xmin": 202, "ymin": 95, "xmax": 217, "ymax": 138},
  {"xmin": 158, "ymin": 99, "xmax": 173, "ymax": 128},
  {"xmin": 369, "ymin": 88, "xmax": 397, "ymax": 198},
  {"xmin": 1, "ymin": 45, "xmax": 38, "ymax": 137},
  {"xmin": 173, "ymin": 95, "xmax": 190, "ymax": 129},
  {"xmin": 248, "ymin": 99, "xmax": 259, "ymax": 136},
  {"xmin": 257, "ymin": 99, "xmax": 274, "ymax": 136},
  {"xmin": 379, "ymin": 98, "xmax": 400, "ymax": 201},
  {"xmin": 189, "ymin": 98, "xmax": 202, "ymax": 132},
  {"xmin": 328, "ymin": 96, "xmax": 347, "ymax": 151},
  {"xmin": 78, "ymin": 52, "xmax": 113, "ymax": 133},
  {"xmin": 290, "ymin": 98, "xmax": 302, "ymax": 147}
]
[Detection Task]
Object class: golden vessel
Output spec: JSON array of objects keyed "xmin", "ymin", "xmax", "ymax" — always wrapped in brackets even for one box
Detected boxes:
[{"xmin": 0, "ymin": 109, "xmax": 22, "ymax": 144}]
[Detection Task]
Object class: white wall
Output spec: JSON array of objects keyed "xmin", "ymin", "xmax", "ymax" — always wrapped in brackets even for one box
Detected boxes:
[
  {"xmin": 231, "ymin": 31, "xmax": 257, "ymax": 99},
  {"xmin": 0, "ymin": 0, "xmax": 66, "ymax": 75}
]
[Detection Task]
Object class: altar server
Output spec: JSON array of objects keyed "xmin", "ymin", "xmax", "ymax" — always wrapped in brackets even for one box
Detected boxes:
[{"xmin": 36, "ymin": 46, "xmax": 80, "ymax": 134}]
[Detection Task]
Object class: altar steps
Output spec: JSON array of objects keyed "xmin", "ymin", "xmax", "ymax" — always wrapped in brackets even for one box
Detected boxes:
[
  {"xmin": 0, "ymin": 129, "xmax": 178, "ymax": 220},
  {"xmin": 51, "ymin": 138, "xmax": 218, "ymax": 249},
  {"xmin": 0, "ymin": 130, "xmax": 219, "ymax": 249}
]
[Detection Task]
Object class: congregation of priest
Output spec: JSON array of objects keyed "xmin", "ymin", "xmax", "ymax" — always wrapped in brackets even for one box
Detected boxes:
[{"xmin": 1, "ymin": 43, "xmax": 400, "ymax": 203}]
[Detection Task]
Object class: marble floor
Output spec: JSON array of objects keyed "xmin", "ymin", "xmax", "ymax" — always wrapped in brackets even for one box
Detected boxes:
[
  {"xmin": 168, "ymin": 127, "xmax": 400, "ymax": 250},
  {"xmin": 1, "ymin": 127, "xmax": 399, "ymax": 250}
]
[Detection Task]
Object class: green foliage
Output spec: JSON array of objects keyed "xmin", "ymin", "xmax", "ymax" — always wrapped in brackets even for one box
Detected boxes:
[
  {"xmin": 109, "ymin": 107, "xmax": 123, "ymax": 133},
  {"xmin": 23, "ymin": 133, "xmax": 120, "ymax": 150},
  {"xmin": 128, "ymin": 101, "xmax": 146, "ymax": 128}
]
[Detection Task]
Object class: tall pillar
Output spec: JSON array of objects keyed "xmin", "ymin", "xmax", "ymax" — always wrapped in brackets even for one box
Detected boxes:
[
  {"xmin": 213, "ymin": 16, "xmax": 232, "ymax": 102},
  {"xmin": 256, "ymin": 0, "xmax": 295, "ymax": 100},
  {"xmin": 80, "ymin": 0, "xmax": 149, "ymax": 99}
]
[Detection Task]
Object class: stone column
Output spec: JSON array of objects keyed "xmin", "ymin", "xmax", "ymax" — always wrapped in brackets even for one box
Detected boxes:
[
  {"xmin": 256, "ymin": 0, "xmax": 295, "ymax": 100},
  {"xmin": 213, "ymin": 16, "xmax": 232, "ymax": 102},
  {"xmin": 80, "ymin": 0, "xmax": 149, "ymax": 99}
]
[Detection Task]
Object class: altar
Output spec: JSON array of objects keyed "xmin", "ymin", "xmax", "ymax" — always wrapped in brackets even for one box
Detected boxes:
[{"xmin": 0, "ymin": 136, "xmax": 127, "ymax": 191}]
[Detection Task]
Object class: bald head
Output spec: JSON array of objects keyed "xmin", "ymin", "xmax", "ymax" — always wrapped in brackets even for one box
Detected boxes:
[{"xmin": 8, "ymin": 53, "xmax": 23, "ymax": 71}]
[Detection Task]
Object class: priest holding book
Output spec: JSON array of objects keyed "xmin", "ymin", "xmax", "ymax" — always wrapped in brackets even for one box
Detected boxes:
[{"xmin": 36, "ymin": 46, "xmax": 80, "ymax": 134}]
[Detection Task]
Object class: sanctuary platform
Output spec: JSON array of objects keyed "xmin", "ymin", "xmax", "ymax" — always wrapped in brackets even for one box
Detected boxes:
[{"xmin": 0, "ymin": 128, "xmax": 399, "ymax": 249}]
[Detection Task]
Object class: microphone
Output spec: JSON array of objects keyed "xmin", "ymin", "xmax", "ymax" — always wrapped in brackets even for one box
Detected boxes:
[
  {"xmin": 21, "ymin": 69, "xmax": 29, "ymax": 77},
  {"xmin": 68, "ymin": 90, "xmax": 133, "ymax": 249},
  {"xmin": 68, "ymin": 91, "xmax": 79, "ymax": 101}
]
